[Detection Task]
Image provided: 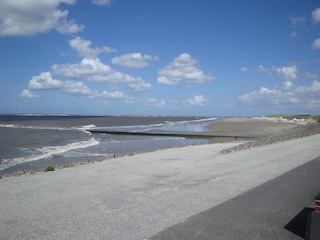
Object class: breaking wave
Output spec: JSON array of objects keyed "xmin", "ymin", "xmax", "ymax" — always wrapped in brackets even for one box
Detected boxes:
[{"xmin": 0, "ymin": 138, "xmax": 100, "ymax": 171}]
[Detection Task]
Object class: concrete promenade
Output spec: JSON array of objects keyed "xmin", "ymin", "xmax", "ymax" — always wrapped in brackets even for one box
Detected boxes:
[{"xmin": 1, "ymin": 134, "xmax": 320, "ymax": 240}]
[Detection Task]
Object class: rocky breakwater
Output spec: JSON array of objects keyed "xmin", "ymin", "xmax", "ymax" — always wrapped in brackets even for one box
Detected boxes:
[{"xmin": 220, "ymin": 122, "xmax": 320, "ymax": 154}]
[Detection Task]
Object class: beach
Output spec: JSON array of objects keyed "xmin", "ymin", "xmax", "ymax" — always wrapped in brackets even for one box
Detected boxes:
[
  {"xmin": 207, "ymin": 117, "xmax": 298, "ymax": 137},
  {"xmin": 1, "ymin": 118, "xmax": 320, "ymax": 239},
  {"xmin": 0, "ymin": 116, "xmax": 302, "ymax": 176}
]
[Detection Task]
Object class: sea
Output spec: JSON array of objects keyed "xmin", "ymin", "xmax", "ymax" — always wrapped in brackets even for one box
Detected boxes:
[{"xmin": 0, "ymin": 115, "xmax": 219, "ymax": 175}]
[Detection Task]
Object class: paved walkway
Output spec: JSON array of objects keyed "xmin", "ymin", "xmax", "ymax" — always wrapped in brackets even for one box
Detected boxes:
[
  {"xmin": 1, "ymin": 135, "xmax": 320, "ymax": 240},
  {"xmin": 150, "ymin": 156, "xmax": 320, "ymax": 240}
]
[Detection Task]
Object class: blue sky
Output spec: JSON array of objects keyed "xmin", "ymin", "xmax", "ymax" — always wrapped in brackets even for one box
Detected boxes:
[{"xmin": 0, "ymin": 0, "xmax": 320, "ymax": 116}]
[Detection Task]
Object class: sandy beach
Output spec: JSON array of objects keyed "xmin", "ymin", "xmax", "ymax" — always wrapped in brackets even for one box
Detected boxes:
[
  {"xmin": 207, "ymin": 118, "xmax": 297, "ymax": 137},
  {"xmin": 1, "ymin": 118, "xmax": 320, "ymax": 239}
]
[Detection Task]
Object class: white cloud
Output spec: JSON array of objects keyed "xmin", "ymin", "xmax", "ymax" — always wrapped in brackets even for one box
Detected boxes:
[
  {"xmin": 305, "ymin": 72, "xmax": 318, "ymax": 79},
  {"xmin": 63, "ymin": 81, "xmax": 97, "ymax": 97},
  {"xmin": 186, "ymin": 95, "xmax": 207, "ymax": 106},
  {"xmin": 100, "ymin": 91, "xmax": 127, "ymax": 99},
  {"xmin": 276, "ymin": 65, "xmax": 297, "ymax": 81},
  {"xmin": 290, "ymin": 32, "xmax": 298, "ymax": 38},
  {"xmin": 55, "ymin": 19, "xmax": 84, "ymax": 34},
  {"xmin": 52, "ymin": 58, "xmax": 152, "ymax": 92},
  {"xmin": 295, "ymin": 80, "xmax": 320, "ymax": 93},
  {"xmin": 0, "ymin": 0, "xmax": 84, "ymax": 36},
  {"xmin": 283, "ymin": 81, "xmax": 294, "ymax": 90},
  {"xmin": 24, "ymin": 72, "xmax": 130, "ymax": 99},
  {"xmin": 69, "ymin": 37, "xmax": 116, "ymax": 58},
  {"xmin": 239, "ymin": 80, "xmax": 320, "ymax": 111},
  {"xmin": 92, "ymin": 0, "xmax": 113, "ymax": 6},
  {"xmin": 52, "ymin": 58, "xmax": 111, "ymax": 79},
  {"xmin": 20, "ymin": 89, "xmax": 39, "ymax": 99},
  {"xmin": 311, "ymin": 8, "xmax": 320, "ymax": 23},
  {"xmin": 289, "ymin": 16, "xmax": 306, "ymax": 27},
  {"xmin": 157, "ymin": 53, "xmax": 214, "ymax": 85},
  {"xmin": 21, "ymin": 37, "xmax": 153, "ymax": 103},
  {"xmin": 28, "ymin": 72, "xmax": 64, "ymax": 90},
  {"xmin": 255, "ymin": 65, "xmax": 267, "ymax": 73},
  {"xmin": 312, "ymin": 38, "xmax": 320, "ymax": 50},
  {"xmin": 112, "ymin": 53, "xmax": 159, "ymax": 68},
  {"xmin": 240, "ymin": 67, "xmax": 248, "ymax": 72},
  {"xmin": 26, "ymin": 72, "xmax": 98, "ymax": 97},
  {"xmin": 129, "ymin": 81, "xmax": 152, "ymax": 92},
  {"xmin": 239, "ymin": 87, "xmax": 295, "ymax": 106},
  {"xmin": 147, "ymin": 98, "xmax": 166, "ymax": 107}
]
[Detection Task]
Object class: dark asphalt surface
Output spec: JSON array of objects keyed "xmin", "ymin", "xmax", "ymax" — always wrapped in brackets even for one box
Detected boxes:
[{"xmin": 150, "ymin": 156, "xmax": 320, "ymax": 240}]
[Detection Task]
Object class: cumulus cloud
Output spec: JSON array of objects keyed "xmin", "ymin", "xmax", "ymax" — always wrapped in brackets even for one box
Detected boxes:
[
  {"xmin": 255, "ymin": 65, "xmax": 267, "ymax": 73},
  {"xmin": 21, "ymin": 37, "xmax": 153, "ymax": 100},
  {"xmin": 157, "ymin": 53, "xmax": 214, "ymax": 85},
  {"xmin": 186, "ymin": 95, "xmax": 207, "ymax": 106},
  {"xmin": 295, "ymin": 80, "xmax": 320, "ymax": 93},
  {"xmin": 239, "ymin": 87, "xmax": 297, "ymax": 106},
  {"xmin": 311, "ymin": 8, "xmax": 320, "ymax": 24},
  {"xmin": 52, "ymin": 58, "xmax": 112, "ymax": 79},
  {"xmin": 129, "ymin": 81, "xmax": 152, "ymax": 92},
  {"xmin": 276, "ymin": 65, "xmax": 298, "ymax": 81},
  {"xmin": 52, "ymin": 58, "xmax": 152, "ymax": 92},
  {"xmin": 22, "ymin": 71, "xmax": 132, "ymax": 99},
  {"xmin": 28, "ymin": 72, "xmax": 64, "ymax": 90},
  {"xmin": 112, "ymin": 53, "xmax": 159, "ymax": 68},
  {"xmin": 69, "ymin": 37, "xmax": 116, "ymax": 58},
  {"xmin": 62, "ymin": 80, "xmax": 97, "ymax": 97},
  {"xmin": 26, "ymin": 71, "xmax": 97, "ymax": 97},
  {"xmin": 283, "ymin": 81, "xmax": 294, "ymax": 90},
  {"xmin": 20, "ymin": 89, "xmax": 39, "ymax": 99},
  {"xmin": 0, "ymin": 0, "xmax": 84, "ymax": 36},
  {"xmin": 238, "ymin": 80, "xmax": 320, "ymax": 111},
  {"xmin": 312, "ymin": 38, "xmax": 320, "ymax": 50}
]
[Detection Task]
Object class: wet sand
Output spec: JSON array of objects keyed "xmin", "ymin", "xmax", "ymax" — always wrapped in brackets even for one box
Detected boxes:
[{"xmin": 207, "ymin": 118, "xmax": 297, "ymax": 137}]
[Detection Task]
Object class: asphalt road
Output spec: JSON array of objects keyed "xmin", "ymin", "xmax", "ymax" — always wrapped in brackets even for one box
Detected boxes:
[{"xmin": 150, "ymin": 156, "xmax": 320, "ymax": 240}]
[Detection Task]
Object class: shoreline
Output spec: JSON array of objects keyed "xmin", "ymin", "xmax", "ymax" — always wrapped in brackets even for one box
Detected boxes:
[{"xmin": 1, "ymin": 118, "xmax": 319, "ymax": 178}]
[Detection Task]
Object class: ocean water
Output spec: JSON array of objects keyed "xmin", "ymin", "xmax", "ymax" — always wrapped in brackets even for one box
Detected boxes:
[{"xmin": 0, "ymin": 115, "xmax": 218, "ymax": 174}]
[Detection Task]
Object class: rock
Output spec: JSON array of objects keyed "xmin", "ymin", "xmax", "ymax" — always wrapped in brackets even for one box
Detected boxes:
[{"xmin": 220, "ymin": 123, "xmax": 320, "ymax": 154}]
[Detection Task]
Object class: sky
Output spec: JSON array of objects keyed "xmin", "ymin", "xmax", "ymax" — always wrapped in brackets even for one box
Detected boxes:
[{"xmin": 0, "ymin": 0, "xmax": 320, "ymax": 116}]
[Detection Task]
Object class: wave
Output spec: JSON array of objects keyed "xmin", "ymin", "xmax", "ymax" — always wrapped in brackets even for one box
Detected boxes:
[
  {"xmin": 0, "ymin": 124, "xmax": 16, "ymax": 128},
  {"xmin": 164, "ymin": 117, "xmax": 218, "ymax": 125},
  {"xmin": 0, "ymin": 123, "xmax": 97, "ymax": 135},
  {"xmin": 0, "ymin": 138, "xmax": 100, "ymax": 171},
  {"xmin": 90, "ymin": 117, "xmax": 218, "ymax": 132},
  {"xmin": 72, "ymin": 125, "xmax": 97, "ymax": 134},
  {"xmin": 0, "ymin": 123, "xmax": 71, "ymax": 131},
  {"xmin": 77, "ymin": 124, "xmax": 97, "ymax": 129}
]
